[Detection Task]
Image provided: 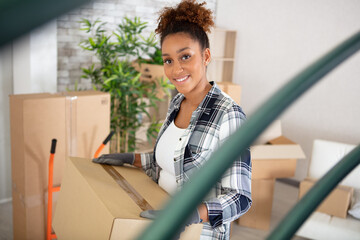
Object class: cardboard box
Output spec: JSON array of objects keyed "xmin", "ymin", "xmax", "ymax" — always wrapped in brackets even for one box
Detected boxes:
[
  {"xmin": 237, "ymin": 179, "xmax": 275, "ymax": 230},
  {"xmin": 250, "ymin": 120, "xmax": 305, "ymax": 180},
  {"xmin": 298, "ymin": 178, "xmax": 354, "ymax": 218},
  {"xmin": 9, "ymin": 91, "xmax": 110, "ymax": 240},
  {"xmin": 237, "ymin": 120, "xmax": 305, "ymax": 230},
  {"xmin": 53, "ymin": 157, "xmax": 203, "ymax": 240},
  {"xmin": 133, "ymin": 62, "xmax": 168, "ymax": 98},
  {"xmin": 216, "ymin": 81, "xmax": 241, "ymax": 105},
  {"xmin": 251, "ymin": 136, "xmax": 305, "ymax": 179}
]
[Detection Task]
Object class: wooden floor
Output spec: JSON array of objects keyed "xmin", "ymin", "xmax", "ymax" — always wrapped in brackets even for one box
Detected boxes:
[{"xmin": 0, "ymin": 181, "xmax": 308, "ymax": 240}]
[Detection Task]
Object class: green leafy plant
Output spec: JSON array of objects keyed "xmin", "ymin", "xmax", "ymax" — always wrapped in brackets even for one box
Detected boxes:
[
  {"xmin": 79, "ymin": 17, "xmax": 173, "ymax": 153},
  {"xmin": 138, "ymin": 45, "xmax": 163, "ymax": 65}
]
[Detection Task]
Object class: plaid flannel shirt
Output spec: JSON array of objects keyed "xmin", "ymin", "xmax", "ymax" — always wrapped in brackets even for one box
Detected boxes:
[{"xmin": 140, "ymin": 82, "xmax": 252, "ymax": 239}]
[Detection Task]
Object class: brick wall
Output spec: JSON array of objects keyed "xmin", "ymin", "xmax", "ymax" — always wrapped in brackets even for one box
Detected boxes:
[{"xmin": 57, "ymin": 0, "xmax": 217, "ymax": 91}]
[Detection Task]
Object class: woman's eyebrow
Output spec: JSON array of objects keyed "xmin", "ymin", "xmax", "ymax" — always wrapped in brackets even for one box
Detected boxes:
[
  {"xmin": 176, "ymin": 47, "xmax": 190, "ymax": 53},
  {"xmin": 162, "ymin": 47, "xmax": 191, "ymax": 56}
]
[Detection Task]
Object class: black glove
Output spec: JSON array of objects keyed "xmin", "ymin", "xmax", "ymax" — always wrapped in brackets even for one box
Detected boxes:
[{"xmin": 92, "ymin": 153, "xmax": 135, "ymax": 166}]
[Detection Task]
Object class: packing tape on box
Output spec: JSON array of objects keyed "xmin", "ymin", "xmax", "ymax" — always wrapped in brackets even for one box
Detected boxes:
[
  {"xmin": 102, "ymin": 165, "xmax": 153, "ymax": 211},
  {"xmin": 65, "ymin": 96, "xmax": 77, "ymax": 157}
]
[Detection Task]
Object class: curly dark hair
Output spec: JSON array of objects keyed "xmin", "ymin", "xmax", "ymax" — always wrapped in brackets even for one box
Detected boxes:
[{"xmin": 155, "ymin": 0, "xmax": 214, "ymax": 50}]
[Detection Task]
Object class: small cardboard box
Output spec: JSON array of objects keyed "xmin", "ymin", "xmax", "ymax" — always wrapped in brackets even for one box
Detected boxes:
[
  {"xmin": 237, "ymin": 179, "xmax": 275, "ymax": 230},
  {"xmin": 10, "ymin": 91, "xmax": 110, "ymax": 240},
  {"xmin": 298, "ymin": 178, "xmax": 354, "ymax": 218},
  {"xmin": 237, "ymin": 120, "xmax": 305, "ymax": 230},
  {"xmin": 216, "ymin": 81, "xmax": 242, "ymax": 105},
  {"xmin": 53, "ymin": 157, "xmax": 203, "ymax": 240}
]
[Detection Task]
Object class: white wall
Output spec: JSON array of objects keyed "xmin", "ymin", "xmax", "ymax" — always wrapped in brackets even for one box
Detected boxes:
[
  {"xmin": 215, "ymin": 0, "xmax": 360, "ymax": 180},
  {"xmin": 13, "ymin": 21, "xmax": 57, "ymax": 94},
  {"xmin": 0, "ymin": 44, "xmax": 13, "ymax": 203},
  {"xmin": 0, "ymin": 21, "xmax": 58, "ymax": 203}
]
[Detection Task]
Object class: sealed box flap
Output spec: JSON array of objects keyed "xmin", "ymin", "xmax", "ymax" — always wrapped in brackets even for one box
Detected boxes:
[
  {"xmin": 251, "ymin": 144, "xmax": 305, "ymax": 160},
  {"xmin": 70, "ymin": 157, "xmax": 168, "ymax": 219},
  {"xmin": 111, "ymin": 218, "xmax": 203, "ymax": 240}
]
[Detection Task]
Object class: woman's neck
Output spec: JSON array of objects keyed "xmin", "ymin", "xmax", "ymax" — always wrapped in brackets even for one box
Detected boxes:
[{"xmin": 183, "ymin": 80, "xmax": 212, "ymax": 108}]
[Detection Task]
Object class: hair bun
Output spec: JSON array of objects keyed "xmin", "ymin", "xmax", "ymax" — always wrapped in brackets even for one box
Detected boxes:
[{"xmin": 156, "ymin": 0, "xmax": 214, "ymax": 35}]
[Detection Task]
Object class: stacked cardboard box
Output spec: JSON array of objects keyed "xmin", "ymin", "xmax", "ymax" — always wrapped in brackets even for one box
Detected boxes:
[
  {"xmin": 53, "ymin": 157, "xmax": 203, "ymax": 240},
  {"xmin": 10, "ymin": 91, "xmax": 110, "ymax": 240},
  {"xmin": 216, "ymin": 81, "xmax": 242, "ymax": 105},
  {"xmin": 237, "ymin": 120, "xmax": 305, "ymax": 230},
  {"xmin": 133, "ymin": 62, "xmax": 167, "ymax": 99},
  {"xmin": 299, "ymin": 178, "xmax": 353, "ymax": 218}
]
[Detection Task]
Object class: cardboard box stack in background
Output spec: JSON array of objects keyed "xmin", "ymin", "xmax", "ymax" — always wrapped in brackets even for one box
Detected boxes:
[
  {"xmin": 297, "ymin": 139, "xmax": 356, "ymax": 220},
  {"xmin": 133, "ymin": 62, "xmax": 168, "ymax": 99},
  {"xmin": 53, "ymin": 157, "xmax": 203, "ymax": 240},
  {"xmin": 295, "ymin": 140, "xmax": 360, "ymax": 240},
  {"xmin": 298, "ymin": 178, "xmax": 353, "ymax": 218},
  {"xmin": 9, "ymin": 91, "xmax": 110, "ymax": 240},
  {"xmin": 216, "ymin": 81, "xmax": 242, "ymax": 105},
  {"xmin": 237, "ymin": 120, "xmax": 305, "ymax": 230}
]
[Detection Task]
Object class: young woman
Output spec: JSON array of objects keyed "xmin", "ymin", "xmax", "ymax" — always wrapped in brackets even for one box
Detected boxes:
[{"xmin": 93, "ymin": 1, "xmax": 252, "ymax": 239}]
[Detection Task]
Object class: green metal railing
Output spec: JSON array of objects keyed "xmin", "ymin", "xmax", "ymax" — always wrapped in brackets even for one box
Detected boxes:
[
  {"xmin": 0, "ymin": 0, "xmax": 90, "ymax": 47},
  {"xmin": 1, "ymin": 2, "xmax": 360, "ymax": 239}
]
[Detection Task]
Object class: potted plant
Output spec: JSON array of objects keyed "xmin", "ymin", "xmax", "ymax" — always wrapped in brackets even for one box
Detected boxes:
[{"xmin": 79, "ymin": 17, "xmax": 173, "ymax": 153}]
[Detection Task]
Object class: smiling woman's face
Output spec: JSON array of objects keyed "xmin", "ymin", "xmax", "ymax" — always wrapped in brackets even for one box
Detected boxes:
[{"xmin": 161, "ymin": 32, "xmax": 210, "ymax": 95}]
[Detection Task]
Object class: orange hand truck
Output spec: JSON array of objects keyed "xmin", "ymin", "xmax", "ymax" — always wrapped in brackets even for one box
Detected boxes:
[
  {"xmin": 47, "ymin": 131, "xmax": 115, "ymax": 240},
  {"xmin": 93, "ymin": 131, "xmax": 115, "ymax": 158},
  {"xmin": 47, "ymin": 139, "xmax": 59, "ymax": 240}
]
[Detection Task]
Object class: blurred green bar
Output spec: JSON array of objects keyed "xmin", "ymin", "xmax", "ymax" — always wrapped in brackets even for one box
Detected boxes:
[
  {"xmin": 137, "ymin": 30, "xmax": 360, "ymax": 240},
  {"xmin": 0, "ymin": 0, "xmax": 90, "ymax": 47},
  {"xmin": 267, "ymin": 145, "xmax": 360, "ymax": 240}
]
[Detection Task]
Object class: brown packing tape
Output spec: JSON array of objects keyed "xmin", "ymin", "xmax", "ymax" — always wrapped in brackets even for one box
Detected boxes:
[{"xmin": 102, "ymin": 165, "xmax": 154, "ymax": 211}]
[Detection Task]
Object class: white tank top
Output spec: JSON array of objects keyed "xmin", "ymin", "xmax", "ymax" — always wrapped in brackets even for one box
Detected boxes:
[{"xmin": 155, "ymin": 121, "xmax": 186, "ymax": 195}]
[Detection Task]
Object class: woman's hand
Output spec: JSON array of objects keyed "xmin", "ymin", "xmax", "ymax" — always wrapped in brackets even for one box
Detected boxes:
[
  {"xmin": 92, "ymin": 153, "xmax": 135, "ymax": 166},
  {"xmin": 92, "ymin": 153, "xmax": 142, "ymax": 168}
]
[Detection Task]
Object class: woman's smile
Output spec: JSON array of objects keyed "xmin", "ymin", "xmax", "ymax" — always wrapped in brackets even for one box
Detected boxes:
[{"xmin": 174, "ymin": 75, "xmax": 190, "ymax": 83}]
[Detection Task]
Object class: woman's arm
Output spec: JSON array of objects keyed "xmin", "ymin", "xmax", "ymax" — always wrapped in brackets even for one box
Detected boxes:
[
  {"xmin": 133, "ymin": 153, "xmax": 142, "ymax": 168},
  {"xmin": 198, "ymin": 204, "xmax": 209, "ymax": 222},
  {"xmin": 204, "ymin": 105, "xmax": 252, "ymax": 229}
]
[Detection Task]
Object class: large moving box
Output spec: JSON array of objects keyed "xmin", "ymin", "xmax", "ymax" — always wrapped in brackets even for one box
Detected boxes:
[
  {"xmin": 10, "ymin": 91, "xmax": 110, "ymax": 240},
  {"xmin": 237, "ymin": 120, "xmax": 305, "ymax": 230},
  {"xmin": 53, "ymin": 157, "xmax": 203, "ymax": 240}
]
